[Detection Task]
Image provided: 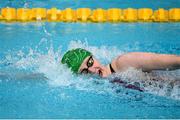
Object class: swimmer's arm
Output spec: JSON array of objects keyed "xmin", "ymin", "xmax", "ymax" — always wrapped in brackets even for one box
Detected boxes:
[{"xmin": 115, "ymin": 52, "xmax": 180, "ymax": 72}]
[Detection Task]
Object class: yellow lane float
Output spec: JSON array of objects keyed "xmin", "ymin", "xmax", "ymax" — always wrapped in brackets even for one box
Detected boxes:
[
  {"xmin": 107, "ymin": 8, "xmax": 122, "ymax": 22},
  {"xmin": 77, "ymin": 8, "xmax": 91, "ymax": 22},
  {"xmin": 0, "ymin": 7, "xmax": 180, "ymax": 22},
  {"xmin": 0, "ymin": 15, "xmax": 2, "ymax": 20},
  {"xmin": 17, "ymin": 8, "xmax": 31, "ymax": 21},
  {"xmin": 153, "ymin": 8, "xmax": 169, "ymax": 22},
  {"xmin": 138, "ymin": 8, "xmax": 153, "ymax": 21},
  {"xmin": 169, "ymin": 8, "xmax": 180, "ymax": 21},
  {"xmin": 0, "ymin": 9, "xmax": 2, "ymax": 20},
  {"xmin": 123, "ymin": 8, "xmax": 138, "ymax": 22},
  {"xmin": 61, "ymin": 8, "xmax": 76, "ymax": 22},
  {"xmin": 1, "ymin": 8, "xmax": 16, "ymax": 21},
  {"xmin": 47, "ymin": 8, "xmax": 61, "ymax": 21},
  {"xmin": 29, "ymin": 8, "xmax": 46, "ymax": 20},
  {"xmin": 91, "ymin": 8, "xmax": 107, "ymax": 22}
]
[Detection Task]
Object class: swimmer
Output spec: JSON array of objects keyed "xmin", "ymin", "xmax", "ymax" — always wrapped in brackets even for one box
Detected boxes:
[{"xmin": 61, "ymin": 48, "xmax": 180, "ymax": 78}]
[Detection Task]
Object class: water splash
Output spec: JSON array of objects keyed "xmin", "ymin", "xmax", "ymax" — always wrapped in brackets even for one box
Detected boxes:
[
  {"xmin": 111, "ymin": 68, "xmax": 180, "ymax": 100},
  {"xmin": 0, "ymin": 40, "xmax": 180, "ymax": 100},
  {"xmin": 68, "ymin": 40, "xmax": 123, "ymax": 64}
]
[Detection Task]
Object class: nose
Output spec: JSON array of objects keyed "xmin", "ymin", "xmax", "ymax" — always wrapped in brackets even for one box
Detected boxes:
[{"xmin": 88, "ymin": 66, "xmax": 98, "ymax": 74}]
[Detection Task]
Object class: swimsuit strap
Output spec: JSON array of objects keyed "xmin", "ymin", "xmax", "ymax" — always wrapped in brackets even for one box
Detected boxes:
[{"xmin": 109, "ymin": 63, "xmax": 115, "ymax": 73}]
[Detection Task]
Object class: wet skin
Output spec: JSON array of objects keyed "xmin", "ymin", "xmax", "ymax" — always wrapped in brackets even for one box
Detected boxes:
[{"xmin": 79, "ymin": 52, "xmax": 180, "ymax": 78}]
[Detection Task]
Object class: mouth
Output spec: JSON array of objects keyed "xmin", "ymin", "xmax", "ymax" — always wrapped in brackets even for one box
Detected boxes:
[{"xmin": 98, "ymin": 70, "xmax": 103, "ymax": 77}]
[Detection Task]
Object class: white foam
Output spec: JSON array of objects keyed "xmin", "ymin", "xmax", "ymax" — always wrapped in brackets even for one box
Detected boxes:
[
  {"xmin": 0, "ymin": 40, "xmax": 180, "ymax": 100},
  {"xmin": 68, "ymin": 40, "xmax": 123, "ymax": 64},
  {"xmin": 112, "ymin": 68, "xmax": 180, "ymax": 100}
]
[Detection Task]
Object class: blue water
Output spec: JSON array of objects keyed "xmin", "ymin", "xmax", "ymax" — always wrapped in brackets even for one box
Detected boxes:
[
  {"xmin": 0, "ymin": 0, "xmax": 180, "ymax": 9},
  {"xmin": 0, "ymin": 0, "xmax": 180, "ymax": 119}
]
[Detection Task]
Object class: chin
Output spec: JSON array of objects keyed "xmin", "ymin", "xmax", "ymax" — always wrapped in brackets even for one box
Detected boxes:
[
  {"xmin": 100, "ymin": 72, "xmax": 108, "ymax": 78},
  {"xmin": 102, "ymin": 74, "xmax": 108, "ymax": 78},
  {"xmin": 98, "ymin": 69, "xmax": 109, "ymax": 78},
  {"xmin": 98, "ymin": 69, "xmax": 103, "ymax": 77}
]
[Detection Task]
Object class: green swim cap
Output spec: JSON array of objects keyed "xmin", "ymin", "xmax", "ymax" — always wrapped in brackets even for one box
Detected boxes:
[{"xmin": 61, "ymin": 48, "xmax": 91, "ymax": 73}]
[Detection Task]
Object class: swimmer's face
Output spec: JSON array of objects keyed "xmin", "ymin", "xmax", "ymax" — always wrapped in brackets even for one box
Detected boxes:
[{"xmin": 79, "ymin": 56, "xmax": 106, "ymax": 77}]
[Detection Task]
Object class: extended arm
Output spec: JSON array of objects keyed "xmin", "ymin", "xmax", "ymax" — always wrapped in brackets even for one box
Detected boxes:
[{"xmin": 116, "ymin": 52, "xmax": 180, "ymax": 72}]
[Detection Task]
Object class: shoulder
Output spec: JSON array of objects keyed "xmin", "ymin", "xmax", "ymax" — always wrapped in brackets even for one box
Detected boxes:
[
  {"xmin": 116, "ymin": 52, "xmax": 138, "ymax": 62},
  {"xmin": 112, "ymin": 52, "xmax": 144, "ymax": 71},
  {"xmin": 116, "ymin": 52, "xmax": 154, "ymax": 61},
  {"xmin": 111, "ymin": 53, "xmax": 128, "ymax": 72}
]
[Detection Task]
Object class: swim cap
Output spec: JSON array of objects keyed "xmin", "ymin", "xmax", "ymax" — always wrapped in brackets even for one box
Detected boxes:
[{"xmin": 61, "ymin": 48, "xmax": 92, "ymax": 73}]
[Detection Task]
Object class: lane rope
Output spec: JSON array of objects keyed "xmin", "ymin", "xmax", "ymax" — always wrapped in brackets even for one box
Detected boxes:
[{"xmin": 0, "ymin": 8, "xmax": 179, "ymax": 22}]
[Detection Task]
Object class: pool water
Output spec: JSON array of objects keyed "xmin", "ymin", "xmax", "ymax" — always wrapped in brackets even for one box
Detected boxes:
[
  {"xmin": 0, "ymin": 0, "xmax": 180, "ymax": 119},
  {"xmin": 0, "ymin": 0, "xmax": 180, "ymax": 9}
]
